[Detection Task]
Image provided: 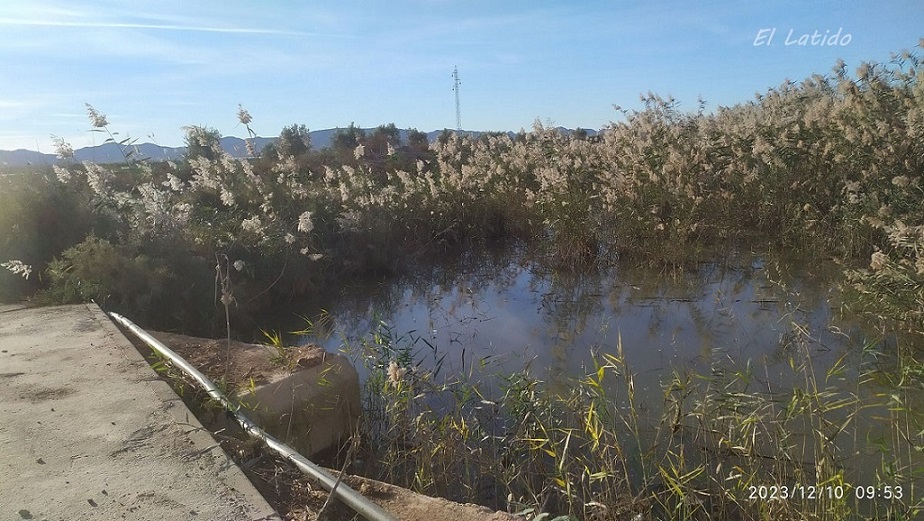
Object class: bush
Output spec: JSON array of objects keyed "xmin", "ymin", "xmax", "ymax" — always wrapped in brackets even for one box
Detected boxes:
[
  {"xmin": 39, "ymin": 236, "xmax": 171, "ymax": 320},
  {"xmin": 0, "ymin": 171, "xmax": 95, "ymax": 302}
]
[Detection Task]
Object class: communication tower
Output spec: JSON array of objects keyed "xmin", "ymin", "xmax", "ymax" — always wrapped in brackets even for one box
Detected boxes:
[{"xmin": 452, "ymin": 66, "xmax": 462, "ymax": 132}]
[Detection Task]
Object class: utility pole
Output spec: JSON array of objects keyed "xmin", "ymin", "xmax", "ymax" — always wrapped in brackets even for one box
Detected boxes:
[{"xmin": 452, "ymin": 66, "xmax": 462, "ymax": 132}]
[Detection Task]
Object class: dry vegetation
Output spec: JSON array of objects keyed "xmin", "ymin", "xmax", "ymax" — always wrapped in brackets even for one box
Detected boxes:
[{"xmin": 2, "ymin": 44, "xmax": 923, "ymax": 520}]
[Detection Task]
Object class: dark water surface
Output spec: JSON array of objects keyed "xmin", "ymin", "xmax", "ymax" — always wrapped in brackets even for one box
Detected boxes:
[
  {"xmin": 288, "ymin": 247, "xmax": 922, "ymax": 499},
  {"xmin": 310, "ymin": 249, "xmax": 868, "ymax": 392}
]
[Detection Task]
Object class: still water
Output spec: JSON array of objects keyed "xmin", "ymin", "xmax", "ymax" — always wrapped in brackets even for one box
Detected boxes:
[
  {"xmin": 289, "ymin": 247, "xmax": 922, "ymax": 510},
  {"xmin": 288, "ymin": 247, "xmax": 924, "ymax": 502},
  {"xmin": 311, "ymin": 248, "xmax": 869, "ymax": 396}
]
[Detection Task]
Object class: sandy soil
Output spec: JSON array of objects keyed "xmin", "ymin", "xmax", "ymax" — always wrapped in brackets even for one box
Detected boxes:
[{"xmin": 147, "ymin": 331, "xmax": 327, "ymax": 392}]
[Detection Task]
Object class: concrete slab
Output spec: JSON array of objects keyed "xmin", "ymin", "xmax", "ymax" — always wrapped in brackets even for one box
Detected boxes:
[{"xmin": 0, "ymin": 304, "xmax": 281, "ymax": 521}]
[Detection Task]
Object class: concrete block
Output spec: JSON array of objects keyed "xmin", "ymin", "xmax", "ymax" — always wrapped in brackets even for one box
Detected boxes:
[
  {"xmin": 237, "ymin": 351, "xmax": 361, "ymax": 456},
  {"xmin": 148, "ymin": 331, "xmax": 360, "ymax": 457}
]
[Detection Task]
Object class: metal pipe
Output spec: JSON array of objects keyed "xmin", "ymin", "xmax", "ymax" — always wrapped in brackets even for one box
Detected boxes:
[{"xmin": 108, "ymin": 311, "xmax": 398, "ymax": 521}]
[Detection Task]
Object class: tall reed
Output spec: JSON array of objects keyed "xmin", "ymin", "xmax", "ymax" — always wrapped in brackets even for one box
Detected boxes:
[{"xmin": 341, "ymin": 314, "xmax": 924, "ymax": 520}]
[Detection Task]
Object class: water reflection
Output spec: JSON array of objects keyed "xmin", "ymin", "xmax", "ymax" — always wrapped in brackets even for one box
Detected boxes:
[
  {"xmin": 290, "ymin": 247, "xmax": 924, "ymax": 500},
  {"xmin": 312, "ymin": 250, "xmax": 863, "ymax": 401}
]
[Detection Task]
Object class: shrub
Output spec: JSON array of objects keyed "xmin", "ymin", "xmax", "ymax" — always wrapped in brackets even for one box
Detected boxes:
[
  {"xmin": 0, "ymin": 171, "xmax": 95, "ymax": 302},
  {"xmin": 39, "ymin": 236, "xmax": 171, "ymax": 320}
]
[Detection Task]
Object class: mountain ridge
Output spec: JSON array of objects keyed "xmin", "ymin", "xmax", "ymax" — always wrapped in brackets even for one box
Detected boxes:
[{"xmin": 0, "ymin": 127, "xmax": 597, "ymax": 167}]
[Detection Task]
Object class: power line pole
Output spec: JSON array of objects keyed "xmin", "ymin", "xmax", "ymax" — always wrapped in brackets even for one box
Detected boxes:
[{"xmin": 452, "ymin": 66, "xmax": 462, "ymax": 132}]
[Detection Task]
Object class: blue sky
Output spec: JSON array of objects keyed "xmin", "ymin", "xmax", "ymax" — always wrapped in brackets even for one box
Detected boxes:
[{"xmin": 0, "ymin": 1, "xmax": 921, "ymax": 152}]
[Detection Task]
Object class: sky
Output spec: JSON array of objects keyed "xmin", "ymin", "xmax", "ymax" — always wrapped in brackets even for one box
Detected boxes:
[{"xmin": 0, "ymin": 0, "xmax": 921, "ymax": 152}]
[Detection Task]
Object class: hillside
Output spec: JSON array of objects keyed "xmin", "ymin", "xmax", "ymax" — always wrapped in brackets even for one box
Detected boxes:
[{"xmin": 0, "ymin": 127, "xmax": 596, "ymax": 167}]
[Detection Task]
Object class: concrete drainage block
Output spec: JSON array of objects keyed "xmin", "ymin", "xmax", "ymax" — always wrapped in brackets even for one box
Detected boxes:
[
  {"xmin": 237, "ymin": 352, "xmax": 361, "ymax": 456},
  {"xmin": 148, "ymin": 331, "xmax": 361, "ymax": 457}
]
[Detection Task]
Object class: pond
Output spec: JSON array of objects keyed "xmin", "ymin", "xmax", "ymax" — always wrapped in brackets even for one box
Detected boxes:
[
  {"xmin": 312, "ymin": 248, "xmax": 867, "ymax": 389},
  {"xmin": 291, "ymin": 246, "xmax": 922, "ymax": 512}
]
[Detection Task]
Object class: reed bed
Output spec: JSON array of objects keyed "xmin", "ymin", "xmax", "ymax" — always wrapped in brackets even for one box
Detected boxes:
[
  {"xmin": 0, "ymin": 44, "xmax": 922, "ymax": 520},
  {"xmin": 343, "ymin": 314, "xmax": 924, "ymax": 520},
  {"xmin": 2, "ymin": 46, "xmax": 922, "ymax": 335}
]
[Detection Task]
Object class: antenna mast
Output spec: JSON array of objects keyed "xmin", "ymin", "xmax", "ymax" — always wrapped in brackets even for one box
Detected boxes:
[{"xmin": 452, "ymin": 66, "xmax": 462, "ymax": 132}]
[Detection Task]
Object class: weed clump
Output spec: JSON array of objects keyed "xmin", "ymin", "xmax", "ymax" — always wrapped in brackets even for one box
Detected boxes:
[{"xmin": 345, "ymin": 318, "xmax": 924, "ymax": 520}]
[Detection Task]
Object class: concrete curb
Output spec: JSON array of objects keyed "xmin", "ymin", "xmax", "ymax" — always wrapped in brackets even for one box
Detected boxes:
[{"xmin": 0, "ymin": 304, "xmax": 281, "ymax": 521}]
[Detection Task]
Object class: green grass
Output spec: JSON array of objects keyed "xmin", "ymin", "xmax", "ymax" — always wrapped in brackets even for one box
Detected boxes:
[{"xmin": 342, "ymin": 317, "xmax": 924, "ymax": 520}]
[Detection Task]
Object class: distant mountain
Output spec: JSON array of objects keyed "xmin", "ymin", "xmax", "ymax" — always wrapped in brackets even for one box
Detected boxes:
[
  {"xmin": 0, "ymin": 127, "xmax": 598, "ymax": 168},
  {"xmin": 0, "ymin": 137, "xmax": 275, "ymax": 168},
  {"xmin": 0, "ymin": 149, "xmax": 50, "ymax": 167}
]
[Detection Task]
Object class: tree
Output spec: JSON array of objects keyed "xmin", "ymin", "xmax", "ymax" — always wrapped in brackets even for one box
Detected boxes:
[
  {"xmin": 407, "ymin": 129, "xmax": 429, "ymax": 151},
  {"xmin": 437, "ymin": 129, "xmax": 454, "ymax": 145},
  {"xmin": 404, "ymin": 129, "xmax": 433, "ymax": 174},
  {"xmin": 370, "ymin": 123, "xmax": 401, "ymax": 147},
  {"xmin": 183, "ymin": 126, "xmax": 222, "ymax": 161},
  {"xmin": 360, "ymin": 124, "xmax": 403, "ymax": 178},
  {"xmin": 276, "ymin": 124, "xmax": 311, "ymax": 158},
  {"xmin": 331, "ymin": 123, "xmax": 365, "ymax": 152}
]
